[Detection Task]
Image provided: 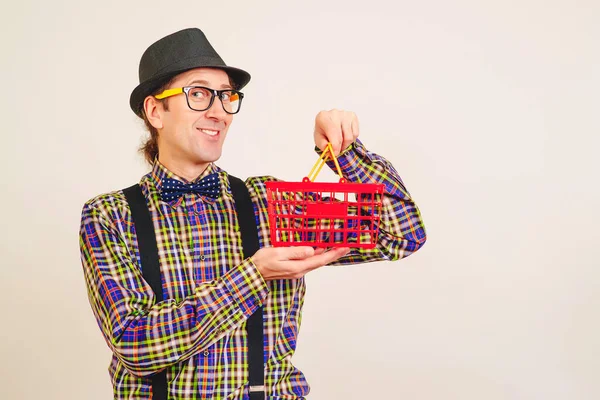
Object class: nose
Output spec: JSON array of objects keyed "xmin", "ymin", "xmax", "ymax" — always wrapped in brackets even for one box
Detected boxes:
[{"xmin": 204, "ymin": 95, "xmax": 228, "ymax": 120}]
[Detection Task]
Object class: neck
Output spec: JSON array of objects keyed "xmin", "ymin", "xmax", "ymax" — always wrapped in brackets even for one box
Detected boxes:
[{"xmin": 158, "ymin": 153, "xmax": 210, "ymax": 182}]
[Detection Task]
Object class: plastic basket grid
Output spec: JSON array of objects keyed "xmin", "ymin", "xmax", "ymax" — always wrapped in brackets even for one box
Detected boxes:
[{"xmin": 266, "ymin": 178, "xmax": 384, "ymax": 248}]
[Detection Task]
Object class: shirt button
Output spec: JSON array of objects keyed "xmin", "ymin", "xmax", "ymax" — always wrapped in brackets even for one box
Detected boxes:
[
  {"xmin": 203, "ymin": 350, "xmax": 210, "ymax": 356},
  {"xmin": 200, "ymin": 255, "xmax": 206, "ymax": 261}
]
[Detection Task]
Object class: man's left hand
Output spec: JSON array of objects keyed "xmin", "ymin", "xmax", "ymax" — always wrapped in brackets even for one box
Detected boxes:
[{"xmin": 314, "ymin": 109, "xmax": 360, "ymax": 157}]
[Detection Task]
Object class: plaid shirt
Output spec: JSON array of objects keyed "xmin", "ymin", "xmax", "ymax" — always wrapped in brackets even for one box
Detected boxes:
[{"xmin": 79, "ymin": 139, "xmax": 426, "ymax": 399}]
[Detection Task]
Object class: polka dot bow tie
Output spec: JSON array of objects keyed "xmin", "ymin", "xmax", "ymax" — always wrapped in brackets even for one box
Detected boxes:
[{"xmin": 160, "ymin": 173, "xmax": 222, "ymax": 202}]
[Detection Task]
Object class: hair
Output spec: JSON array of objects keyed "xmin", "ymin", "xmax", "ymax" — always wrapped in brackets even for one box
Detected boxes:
[{"xmin": 137, "ymin": 71, "xmax": 239, "ymax": 165}]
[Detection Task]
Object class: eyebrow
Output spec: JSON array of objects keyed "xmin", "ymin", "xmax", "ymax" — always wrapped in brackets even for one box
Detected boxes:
[{"xmin": 187, "ymin": 79, "xmax": 232, "ymax": 89}]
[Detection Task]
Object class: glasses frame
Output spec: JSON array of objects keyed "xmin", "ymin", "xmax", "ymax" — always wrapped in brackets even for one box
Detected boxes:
[{"xmin": 154, "ymin": 86, "xmax": 244, "ymax": 114}]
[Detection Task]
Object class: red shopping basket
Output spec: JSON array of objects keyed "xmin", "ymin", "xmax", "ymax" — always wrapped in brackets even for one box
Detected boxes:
[{"xmin": 266, "ymin": 143, "xmax": 384, "ymax": 248}]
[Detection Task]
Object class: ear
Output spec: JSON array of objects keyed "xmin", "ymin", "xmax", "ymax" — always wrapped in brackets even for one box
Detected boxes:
[{"xmin": 144, "ymin": 96, "xmax": 164, "ymax": 130}]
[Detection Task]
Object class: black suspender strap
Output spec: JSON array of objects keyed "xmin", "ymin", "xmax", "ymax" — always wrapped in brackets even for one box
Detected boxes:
[
  {"xmin": 122, "ymin": 184, "xmax": 168, "ymax": 400},
  {"xmin": 123, "ymin": 185, "xmax": 164, "ymax": 301},
  {"xmin": 228, "ymin": 176, "xmax": 266, "ymax": 400},
  {"xmin": 122, "ymin": 176, "xmax": 265, "ymax": 400}
]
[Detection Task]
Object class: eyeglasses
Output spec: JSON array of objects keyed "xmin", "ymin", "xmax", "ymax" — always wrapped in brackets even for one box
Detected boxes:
[{"xmin": 154, "ymin": 86, "xmax": 244, "ymax": 114}]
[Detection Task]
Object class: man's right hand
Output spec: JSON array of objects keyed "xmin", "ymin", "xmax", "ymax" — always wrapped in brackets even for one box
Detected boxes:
[{"xmin": 251, "ymin": 246, "xmax": 350, "ymax": 280}]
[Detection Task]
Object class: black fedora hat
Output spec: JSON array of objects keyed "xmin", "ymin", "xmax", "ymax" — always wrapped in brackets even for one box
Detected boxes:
[{"xmin": 129, "ymin": 28, "xmax": 251, "ymax": 117}]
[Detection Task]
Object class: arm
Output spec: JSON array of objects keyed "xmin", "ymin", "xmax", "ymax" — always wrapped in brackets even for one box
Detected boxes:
[
  {"xmin": 312, "ymin": 109, "xmax": 426, "ymax": 264},
  {"xmin": 79, "ymin": 200, "xmax": 269, "ymax": 377},
  {"xmin": 318, "ymin": 138, "xmax": 427, "ymax": 264}
]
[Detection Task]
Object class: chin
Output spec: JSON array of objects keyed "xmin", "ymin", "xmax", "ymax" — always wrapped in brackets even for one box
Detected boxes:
[{"xmin": 196, "ymin": 152, "xmax": 221, "ymax": 164}]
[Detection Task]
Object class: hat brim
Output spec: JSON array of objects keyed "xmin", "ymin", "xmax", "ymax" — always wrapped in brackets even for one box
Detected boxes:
[{"xmin": 129, "ymin": 60, "xmax": 251, "ymax": 117}]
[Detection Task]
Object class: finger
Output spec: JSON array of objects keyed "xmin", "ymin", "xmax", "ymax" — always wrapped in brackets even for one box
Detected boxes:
[
  {"xmin": 313, "ymin": 247, "xmax": 350, "ymax": 269},
  {"xmin": 351, "ymin": 114, "xmax": 360, "ymax": 140},
  {"xmin": 314, "ymin": 248, "xmax": 326, "ymax": 255},
  {"xmin": 283, "ymin": 246, "xmax": 315, "ymax": 260},
  {"xmin": 283, "ymin": 247, "xmax": 349, "ymax": 278},
  {"xmin": 313, "ymin": 111, "xmax": 331, "ymax": 152},
  {"xmin": 341, "ymin": 112, "xmax": 354, "ymax": 153},
  {"xmin": 330, "ymin": 116, "xmax": 344, "ymax": 157},
  {"xmin": 299, "ymin": 247, "xmax": 350, "ymax": 272},
  {"xmin": 325, "ymin": 247, "xmax": 350, "ymax": 258},
  {"xmin": 314, "ymin": 128, "xmax": 329, "ymax": 153},
  {"xmin": 318, "ymin": 112, "xmax": 343, "ymax": 156}
]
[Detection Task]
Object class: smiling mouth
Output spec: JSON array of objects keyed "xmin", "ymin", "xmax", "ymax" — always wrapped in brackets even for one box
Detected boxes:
[{"xmin": 198, "ymin": 128, "xmax": 220, "ymax": 136}]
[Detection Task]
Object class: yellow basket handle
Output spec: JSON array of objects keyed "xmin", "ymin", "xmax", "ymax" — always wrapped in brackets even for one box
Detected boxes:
[{"xmin": 306, "ymin": 142, "xmax": 345, "ymax": 182}]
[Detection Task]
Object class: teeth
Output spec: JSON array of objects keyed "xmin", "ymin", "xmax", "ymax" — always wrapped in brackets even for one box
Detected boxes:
[{"xmin": 200, "ymin": 129, "xmax": 218, "ymax": 136}]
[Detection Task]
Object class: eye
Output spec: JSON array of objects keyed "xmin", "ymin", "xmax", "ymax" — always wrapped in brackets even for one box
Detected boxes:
[
  {"xmin": 221, "ymin": 91, "xmax": 233, "ymax": 102},
  {"xmin": 189, "ymin": 87, "xmax": 211, "ymax": 100}
]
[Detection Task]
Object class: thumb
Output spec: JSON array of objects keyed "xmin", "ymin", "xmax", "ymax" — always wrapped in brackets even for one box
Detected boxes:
[{"xmin": 314, "ymin": 130, "xmax": 329, "ymax": 152}]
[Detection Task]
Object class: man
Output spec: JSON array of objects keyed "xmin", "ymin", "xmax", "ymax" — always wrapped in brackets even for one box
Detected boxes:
[{"xmin": 79, "ymin": 28, "xmax": 426, "ymax": 399}]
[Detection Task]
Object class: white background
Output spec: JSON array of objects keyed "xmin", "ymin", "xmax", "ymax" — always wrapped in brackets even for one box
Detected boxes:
[{"xmin": 1, "ymin": 0, "xmax": 599, "ymax": 399}]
